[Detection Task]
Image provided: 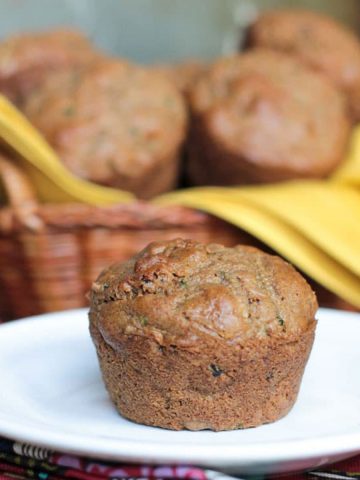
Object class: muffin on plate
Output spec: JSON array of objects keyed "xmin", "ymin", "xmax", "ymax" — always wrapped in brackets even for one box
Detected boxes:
[
  {"xmin": 89, "ymin": 238, "xmax": 317, "ymax": 431},
  {"xmin": 187, "ymin": 49, "xmax": 351, "ymax": 186},
  {"xmin": 246, "ymin": 9, "xmax": 360, "ymax": 122},
  {"xmin": 23, "ymin": 59, "xmax": 187, "ymax": 198},
  {"xmin": 0, "ymin": 29, "xmax": 99, "ymax": 103}
]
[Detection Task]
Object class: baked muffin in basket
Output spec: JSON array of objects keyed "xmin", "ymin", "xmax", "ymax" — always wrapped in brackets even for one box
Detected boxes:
[
  {"xmin": 89, "ymin": 238, "xmax": 317, "ymax": 431},
  {"xmin": 151, "ymin": 60, "xmax": 208, "ymax": 95},
  {"xmin": 0, "ymin": 29, "xmax": 99, "ymax": 103},
  {"xmin": 187, "ymin": 49, "xmax": 351, "ymax": 186},
  {"xmin": 23, "ymin": 59, "xmax": 187, "ymax": 198},
  {"xmin": 246, "ymin": 9, "xmax": 360, "ymax": 121}
]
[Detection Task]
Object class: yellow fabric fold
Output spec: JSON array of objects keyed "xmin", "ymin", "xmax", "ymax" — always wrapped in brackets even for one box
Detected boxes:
[{"xmin": 155, "ymin": 191, "xmax": 360, "ymax": 308}]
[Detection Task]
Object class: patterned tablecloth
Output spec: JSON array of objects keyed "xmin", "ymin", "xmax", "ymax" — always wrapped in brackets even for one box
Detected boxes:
[{"xmin": 0, "ymin": 437, "xmax": 359, "ymax": 480}]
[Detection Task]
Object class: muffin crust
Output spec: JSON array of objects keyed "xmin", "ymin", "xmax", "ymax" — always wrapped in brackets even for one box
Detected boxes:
[
  {"xmin": 0, "ymin": 29, "xmax": 98, "ymax": 102},
  {"xmin": 247, "ymin": 9, "xmax": 360, "ymax": 121},
  {"xmin": 151, "ymin": 60, "xmax": 208, "ymax": 95},
  {"xmin": 187, "ymin": 49, "xmax": 350, "ymax": 186},
  {"xmin": 23, "ymin": 59, "xmax": 187, "ymax": 197}
]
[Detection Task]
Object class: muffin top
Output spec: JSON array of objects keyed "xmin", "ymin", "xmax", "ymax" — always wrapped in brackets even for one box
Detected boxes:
[
  {"xmin": 0, "ymin": 29, "xmax": 98, "ymax": 101},
  {"xmin": 189, "ymin": 49, "xmax": 350, "ymax": 179},
  {"xmin": 23, "ymin": 58, "xmax": 187, "ymax": 192},
  {"xmin": 90, "ymin": 239, "xmax": 318, "ymax": 352},
  {"xmin": 247, "ymin": 9, "xmax": 360, "ymax": 119}
]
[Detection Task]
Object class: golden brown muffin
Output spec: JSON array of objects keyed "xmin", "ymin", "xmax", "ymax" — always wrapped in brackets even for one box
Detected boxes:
[
  {"xmin": 151, "ymin": 60, "xmax": 208, "ymax": 95},
  {"xmin": 187, "ymin": 49, "xmax": 351, "ymax": 186},
  {"xmin": 0, "ymin": 29, "xmax": 99, "ymax": 103},
  {"xmin": 23, "ymin": 59, "xmax": 187, "ymax": 198},
  {"xmin": 89, "ymin": 238, "xmax": 317, "ymax": 431},
  {"xmin": 246, "ymin": 9, "xmax": 360, "ymax": 121}
]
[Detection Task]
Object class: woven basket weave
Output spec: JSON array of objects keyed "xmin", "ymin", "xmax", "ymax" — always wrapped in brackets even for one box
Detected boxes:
[{"xmin": 0, "ymin": 155, "xmax": 252, "ymax": 321}]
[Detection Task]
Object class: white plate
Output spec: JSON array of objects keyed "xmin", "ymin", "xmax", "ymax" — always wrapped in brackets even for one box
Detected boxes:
[{"xmin": 0, "ymin": 308, "xmax": 360, "ymax": 476}]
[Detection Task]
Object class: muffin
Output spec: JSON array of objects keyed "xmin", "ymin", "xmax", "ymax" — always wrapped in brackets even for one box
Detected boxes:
[
  {"xmin": 187, "ymin": 49, "xmax": 351, "ymax": 186},
  {"xmin": 0, "ymin": 29, "xmax": 99, "ymax": 103},
  {"xmin": 246, "ymin": 9, "xmax": 360, "ymax": 121},
  {"xmin": 89, "ymin": 238, "xmax": 317, "ymax": 431},
  {"xmin": 23, "ymin": 59, "xmax": 187, "ymax": 198},
  {"xmin": 151, "ymin": 60, "xmax": 208, "ymax": 96}
]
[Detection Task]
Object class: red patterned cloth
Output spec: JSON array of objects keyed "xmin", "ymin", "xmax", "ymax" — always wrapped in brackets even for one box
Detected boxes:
[{"xmin": 0, "ymin": 437, "xmax": 360, "ymax": 480}]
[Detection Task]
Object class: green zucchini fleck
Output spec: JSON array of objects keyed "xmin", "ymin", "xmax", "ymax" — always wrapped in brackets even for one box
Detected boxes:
[
  {"xmin": 63, "ymin": 105, "xmax": 75, "ymax": 117},
  {"xmin": 277, "ymin": 314, "xmax": 285, "ymax": 327},
  {"xmin": 138, "ymin": 315, "xmax": 149, "ymax": 327}
]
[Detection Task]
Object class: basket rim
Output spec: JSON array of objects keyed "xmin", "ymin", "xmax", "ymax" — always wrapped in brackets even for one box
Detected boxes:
[
  {"xmin": 0, "ymin": 151, "xmax": 227, "ymax": 233},
  {"xmin": 0, "ymin": 200, "xmax": 227, "ymax": 233}
]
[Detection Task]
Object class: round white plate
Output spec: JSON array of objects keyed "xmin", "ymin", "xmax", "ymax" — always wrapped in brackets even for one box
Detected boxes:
[{"xmin": 0, "ymin": 308, "xmax": 360, "ymax": 476}]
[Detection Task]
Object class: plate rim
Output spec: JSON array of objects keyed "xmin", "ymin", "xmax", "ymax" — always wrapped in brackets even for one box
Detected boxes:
[{"xmin": 0, "ymin": 307, "xmax": 360, "ymax": 468}]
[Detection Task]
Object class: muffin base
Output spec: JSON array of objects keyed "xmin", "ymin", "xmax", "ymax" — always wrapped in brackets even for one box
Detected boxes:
[
  {"xmin": 90, "ymin": 319, "xmax": 316, "ymax": 431},
  {"xmin": 125, "ymin": 153, "xmax": 180, "ymax": 199}
]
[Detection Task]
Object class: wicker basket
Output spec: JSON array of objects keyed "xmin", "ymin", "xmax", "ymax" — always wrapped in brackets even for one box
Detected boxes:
[{"xmin": 0, "ymin": 155, "xmax": 253, "ymax": 321}]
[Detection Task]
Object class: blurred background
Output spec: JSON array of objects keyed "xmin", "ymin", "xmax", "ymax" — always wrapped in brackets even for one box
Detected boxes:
[{"xmin": 0, "ymin": 0, "xmax": 359, "ymax": 63}]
